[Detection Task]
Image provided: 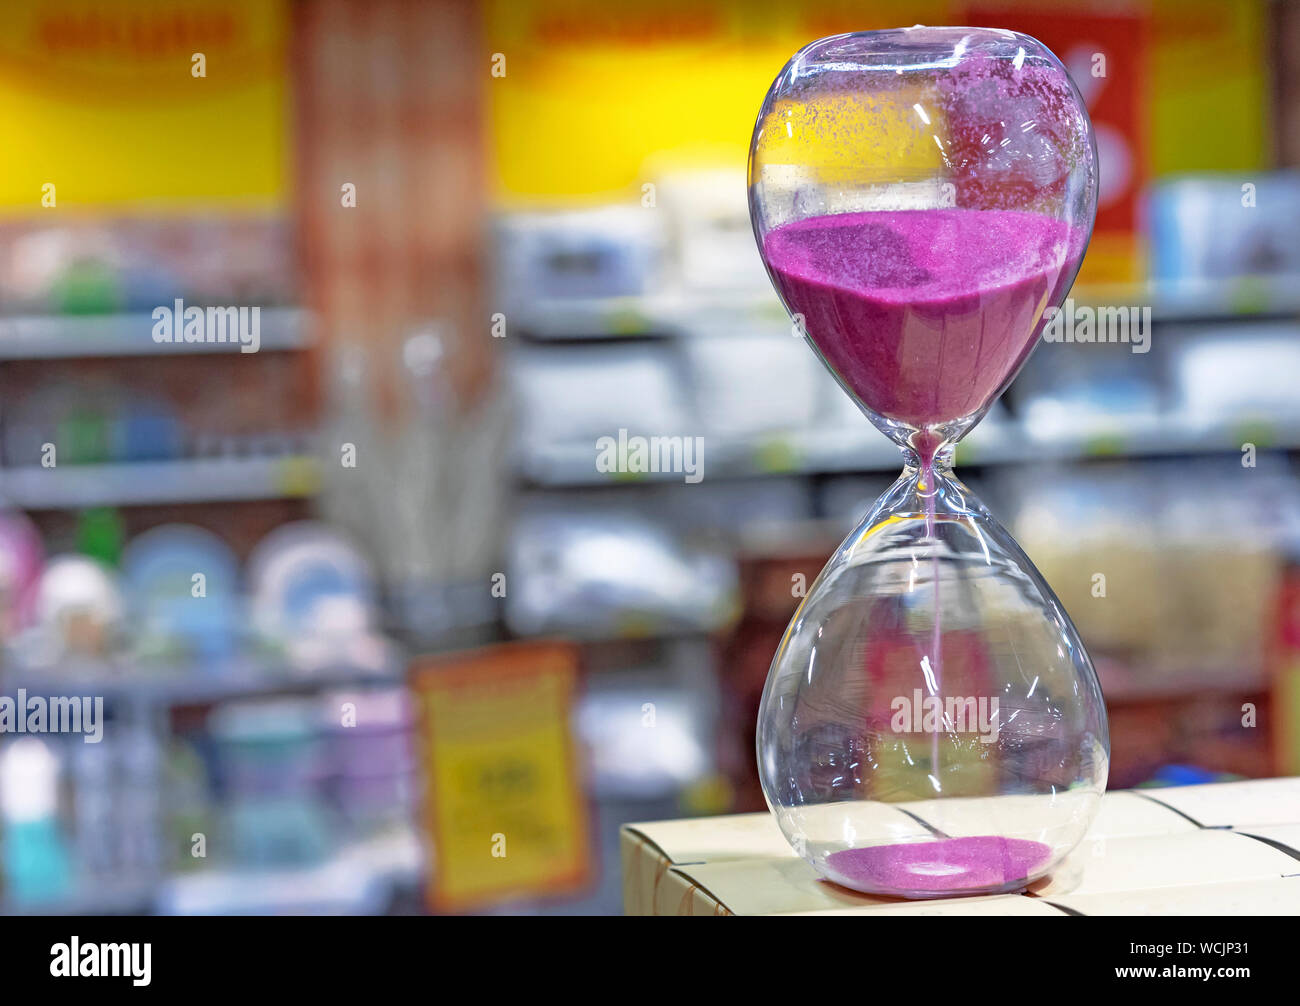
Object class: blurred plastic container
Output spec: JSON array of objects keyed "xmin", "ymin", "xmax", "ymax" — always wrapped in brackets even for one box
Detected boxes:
[
  {"xmin": 678, "ymin": 312, "xmax": 822, "ymax": 438},
  {"xmin": 652, "ymin": 166, "xmax": 768, "ymax": 293},
  {"xmin": 321, "ymin": 688, "xmax": 415, "ymax": 779},
  {"xmin": 509, "ymin": 342, "xmax": 691, "ymax": 452},
  {"xmin": 0, "ymin": 738, "xmax": 72, "ymax": 906},
  {"xmin": 506, "ymin": 509, "xmax": 738, "ymax": 639},
  {"xmin": 1150, "ymin": 173, "xmax": 1300, "ymax": 283},
  {"xmin": 1171, "ymin": 324, "xmax": 1300, "ymax": 427},
  {"xmin": 209, "ymin": 700, "xmax": 335, "ymax": 869},
  {"xmin": 495, "ymin": 206, "xmax": 665, "ymax": 305},
  {"xmin": 209, "ymin": 700, "xmax": 325, "ymax": 795}
]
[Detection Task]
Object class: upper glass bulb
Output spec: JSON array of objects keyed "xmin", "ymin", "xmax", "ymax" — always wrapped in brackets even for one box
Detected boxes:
[{"xmin": 750, "ymin": 25, "xmax": 1097, "ymax": 459}]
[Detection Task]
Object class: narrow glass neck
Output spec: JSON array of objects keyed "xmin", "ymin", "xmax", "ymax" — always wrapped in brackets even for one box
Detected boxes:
[
  {"xmin": 878, "ymin": 444, "xmax": 984, "ymax": 523},
  {"xmin": 902, "ymin": 441, "xmax": 955, "ymax": 477}
]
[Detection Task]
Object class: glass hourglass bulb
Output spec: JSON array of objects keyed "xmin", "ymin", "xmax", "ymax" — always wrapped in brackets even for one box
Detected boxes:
[{"xmin": 750, "ymin": 26, "xmax": 1109, "ymax": 898}]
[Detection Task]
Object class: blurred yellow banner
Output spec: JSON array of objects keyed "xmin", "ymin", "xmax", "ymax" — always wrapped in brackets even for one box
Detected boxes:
[
  {"xmin": 487, "ymin": 0, "xmax": 1270, "ymax": 213},
  {"xmin": 486, "ymin": 0, "xmax": 946, "ymax": 203},
  {"xmin": 0, "ymin": 0, "xmax": 288, "ymax": 212}
]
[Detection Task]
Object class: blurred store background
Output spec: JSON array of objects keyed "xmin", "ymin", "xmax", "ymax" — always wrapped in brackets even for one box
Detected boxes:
[{"xmin": 0, "ymin": 0, "xmax": 1298, "ymax": 914}]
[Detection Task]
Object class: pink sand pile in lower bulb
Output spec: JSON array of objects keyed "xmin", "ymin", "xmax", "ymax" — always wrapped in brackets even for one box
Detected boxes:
[
  {"xmin": 824, "ymin": 836, "xmax": 1052, "ymax": 896},
  {"xmin": 763, "ymin": 208, "xmax": 1084, "ymax": 436}
]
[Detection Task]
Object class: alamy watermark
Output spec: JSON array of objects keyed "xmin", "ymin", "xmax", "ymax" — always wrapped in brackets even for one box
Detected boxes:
[
  {"xmin": 50, "ymin": 937, "xmax": 150, "ymax": 986},
  {"xmin": 890, "ymin": 689, "xmax": 1000, "ymax": 744},
  {"xmin": 0, "ymin": 690, "xmax": 104, "ymax": 743},
  {"xmin": 595, "ymin": 428, "xmax": 704, "ymax": 484},
  {"xmin": 1043, "ymin": 298, "xmax": 1151, "ymax": 354},
  {"xmin": 151, "ymin": 299, "xmax": 261, "ymax": 353}
]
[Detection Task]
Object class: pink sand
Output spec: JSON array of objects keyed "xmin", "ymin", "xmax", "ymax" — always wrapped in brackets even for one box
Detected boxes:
[
  {"xmin": 824, "ymin": 836, "xmax": 1051, "ymax": 896},
  {"xmin": 763, "ymin": 208, "xmax": 1083, "ymax": 432}
]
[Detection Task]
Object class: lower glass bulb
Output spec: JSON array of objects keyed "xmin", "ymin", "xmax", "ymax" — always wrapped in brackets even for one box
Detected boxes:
[{"xmin": 757, "ymin": 457, "xmax": 1109, "ymax": 898}]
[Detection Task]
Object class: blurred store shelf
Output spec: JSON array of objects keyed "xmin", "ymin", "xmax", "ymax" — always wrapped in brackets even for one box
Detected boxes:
[
  {"xmin": 157, "ymin": 828, "xmax": 423, "ymax": 916},
  {"xmin": 3, "ymin": 830, "xmax": 423, "ymax": 916},
  {"xmin": 1071, "ymin": 275, "xmax": 1300, "ymax": 323},
  {"xmin": 0, "ymin": 455, "xmax": 320, "ymax": 508},
  {"xmin": 1, "ymin": 876, "xmax": 158, "ymax": 916},
  {"xmin": 518, "ymin": 416, "xmax": 1300, "ymax": 487},
  {"xmin": 510, "ymin": 276, "xmax": 1300, "ymax": 344},
  {"xmin": 0, "ymin": 309, "xmax": 310, "ymax": 359},
  {"xmin": 1096, "ymin": 659, "xmax": 1267, "ymax": 704},
  {"xmin": 513, "ymin": 293, "xmax": 681, "ymax": 340},
  {"xmin": 512, "ymin": 289, "xmax": 788, "ymax": 340},
  {"xmin": 1, "ymin": 654, "xmax": 405, "ymax": 707}
]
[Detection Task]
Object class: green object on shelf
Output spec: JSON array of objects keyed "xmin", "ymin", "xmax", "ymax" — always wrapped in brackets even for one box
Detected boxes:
[
  {"xmin": 1228, "ymin": 275, "xmax": 1269, "ymax": 316},
  {"xmin": 606, "ymin": 441, "xmax": 649, "ymax": 482},
  {"xmin": 52, "ymin": 261, "xmax": 123, "ymax": 315},
  {"xmin": 754, "ymin": 436, "xmax": 800, "ymax": 474},
  {"xmin": 1082, "ymin": 433, "xmax": 1125, "ymax": 457},
  {"xmin": 605, "ymin": 305, "xmax": 650, "ymax": 336},
  {"xmin": 58, "ymin": 411, "xmax": 111, "ymax": 464},
  {"xmin": 1234, "ymin": 419, "xmax": 1274, "ymax": 450},
  {"xmin": 76, "ymin": 507, "xmax": 125, "ymax": 566}
]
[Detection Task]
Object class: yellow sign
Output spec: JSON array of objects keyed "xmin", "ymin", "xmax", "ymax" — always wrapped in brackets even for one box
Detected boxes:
[
  {"xmin": 0, "ymin": 0, "xmax": 288, "ymax": 212},
  {"xmin": 414, "ymin": 641, "xmax": 591, "ymax": 912},
  {"xmin": 485, "ymin": 0, "xmax": 946, "ymax": 203},
  {"xmin": 485, "ymin": 0, "xmax": 1271, "ymax": 234}
]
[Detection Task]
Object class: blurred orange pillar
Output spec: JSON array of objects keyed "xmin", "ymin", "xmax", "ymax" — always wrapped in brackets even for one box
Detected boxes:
[{"xmin": 292, "ymin": 0, "xmax": 490, "ymax": 418}]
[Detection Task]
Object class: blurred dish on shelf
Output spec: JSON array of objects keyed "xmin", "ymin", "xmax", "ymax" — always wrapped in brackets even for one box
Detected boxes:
[
  {"xmin": 121, "ymin": 524, "xmax": 242, "ymax": 665},
  {"xmin": 246, "ymin": 521, "xmax": 390, "ymax": 675}
]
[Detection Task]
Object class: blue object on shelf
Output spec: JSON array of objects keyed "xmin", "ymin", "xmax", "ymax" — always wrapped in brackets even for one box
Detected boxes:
[
  {"xmin": 113, "ymin": 402, "xmax": 183, "ymax": 462},
  {"xmin": 1146, "ymin": 764, "xmax": 1227, "ymax": 788},
  {"xmin": 3, "ymin": 819, "xmax": 73, "ymax": 907}
]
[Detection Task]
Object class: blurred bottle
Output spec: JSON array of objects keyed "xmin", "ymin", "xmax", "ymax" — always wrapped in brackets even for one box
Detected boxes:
[{"xmin": 0, "ymin": 738, "xmax": 72, "ymax": 906}]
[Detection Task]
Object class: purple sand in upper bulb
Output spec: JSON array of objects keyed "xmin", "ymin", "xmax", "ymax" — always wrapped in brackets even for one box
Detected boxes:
[
  {"xmin": 763, "ymin": 208, "xmax": 1084, "ymax": 444},
  {"xmin": 824, "ymin": 836, "xmax": 1052, "ymax": 897}
]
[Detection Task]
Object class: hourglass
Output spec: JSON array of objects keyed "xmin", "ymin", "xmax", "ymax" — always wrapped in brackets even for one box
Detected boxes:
[{"xmin": 751, "ymin": 27, "xmax": 1109, "ymax": 898}]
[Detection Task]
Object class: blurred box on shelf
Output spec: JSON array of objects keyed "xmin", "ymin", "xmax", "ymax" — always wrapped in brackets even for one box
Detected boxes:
[
  {"xmin": 1171, "ymin": 324, "xmax": 1300, "ymax": 428},
  {"xmin": 508, "ymin": 342, "xmax": 690, "ymax": 458},
  {"xmin": 578, "ymin": 666, "xmax": 715, "ymax": 801},
  {"xmin": 650, "ymin": 166, "xmax": 768, "ymax": 295},
  {"xmin": 495, "ymin": 207, "xmax": 666, "ymax": 312},
  {"xmin": 622, "ymin": 779, "xmax": 1300, "ymax": 916},
  {"xmin": 1007, "ymin": 458, "xmax": 1293, "ymax": 682},
  {"xmin": 1150, "ymin": 174, "xmax": 1300, "ymax": 284}
]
